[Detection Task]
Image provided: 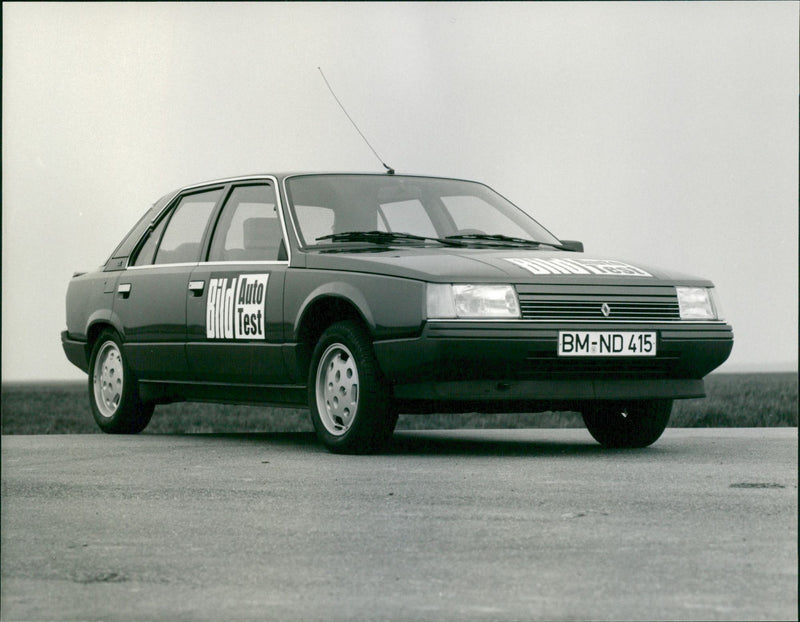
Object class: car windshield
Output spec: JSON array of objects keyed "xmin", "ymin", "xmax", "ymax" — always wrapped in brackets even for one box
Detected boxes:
[{"xmin": 285, "ymin": 174, "xmax": 562, "ymax": 248}]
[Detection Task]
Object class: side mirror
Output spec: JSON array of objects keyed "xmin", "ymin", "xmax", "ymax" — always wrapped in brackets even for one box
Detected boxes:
[{"xmin": 559, "ymin": 239, "xmax": 584, "ymax": 253}]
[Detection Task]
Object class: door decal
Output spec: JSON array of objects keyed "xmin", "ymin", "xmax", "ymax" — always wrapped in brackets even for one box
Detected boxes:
[{"xmin": 206, "ymin": 273, "xmax": 269, "ymax": 339}]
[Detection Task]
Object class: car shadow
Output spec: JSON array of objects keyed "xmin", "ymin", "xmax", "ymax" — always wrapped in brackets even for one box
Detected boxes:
[
  {"xmin": 386, "ymin": 430, "xmax": 612, "ymax": 457},
  {"xmin": 177, "ymin": 429, "xmax": 666, "ymax": 458}
]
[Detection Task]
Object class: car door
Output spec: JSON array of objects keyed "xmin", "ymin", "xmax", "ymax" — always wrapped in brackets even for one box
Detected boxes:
[
  {"xmin": 113, "ymin": 186, "xmax": 223, "ymax": 380},
  {"xmin": 186, "ymin": 180, "xmax": 289, "ymax": 384}
]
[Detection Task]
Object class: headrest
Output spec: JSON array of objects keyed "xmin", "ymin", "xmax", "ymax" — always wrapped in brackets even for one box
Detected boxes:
[{"xmin": 243, "ymin": 218, "xmax": 278, "ymax": 249}]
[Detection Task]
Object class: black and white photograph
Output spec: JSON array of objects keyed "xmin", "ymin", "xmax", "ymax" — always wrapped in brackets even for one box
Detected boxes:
[{"xmin": 2, "ymin": 2, "xmax": 797, "ymax": 620}]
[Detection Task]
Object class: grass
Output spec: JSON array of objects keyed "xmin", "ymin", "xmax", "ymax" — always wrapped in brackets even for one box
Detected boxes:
[{"xmin": 1, "ymin": 373, "xmax": 796, "ymax": 435}]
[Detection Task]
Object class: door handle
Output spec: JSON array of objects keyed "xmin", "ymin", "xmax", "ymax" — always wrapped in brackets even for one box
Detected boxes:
[
  {"xmin": 117, "ymin": 283, "xmax": 131, "ymax": 298},
  {"xmin": 188, "ymin": 280, "xmax": 205, "ymax": 296}
]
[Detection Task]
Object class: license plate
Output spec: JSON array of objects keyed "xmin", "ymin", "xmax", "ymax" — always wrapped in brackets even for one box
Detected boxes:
[{"xmin": 558, "ymin": 331, "xmax": 657, "ymax": 356}]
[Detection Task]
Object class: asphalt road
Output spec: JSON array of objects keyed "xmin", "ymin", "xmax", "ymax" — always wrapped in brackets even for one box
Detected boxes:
[{"xmin": 1, "ymin": 428, "xmax": 796, "ymax": 622}]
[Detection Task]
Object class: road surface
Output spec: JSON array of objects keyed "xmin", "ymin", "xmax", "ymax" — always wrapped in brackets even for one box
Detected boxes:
[{"xmin": 1, "ymin": 428, "xmax": 797, "ymax": 621}]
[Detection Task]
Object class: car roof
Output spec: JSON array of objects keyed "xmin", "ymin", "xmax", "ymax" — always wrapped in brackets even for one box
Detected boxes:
[{"xmin": 168, "ymin": 171, "xmax": 476, "ymax": 195}]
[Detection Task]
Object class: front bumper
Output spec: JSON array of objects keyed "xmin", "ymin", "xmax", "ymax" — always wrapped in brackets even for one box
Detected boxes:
[{"xmin": 373, "ymin": 320, "xmax": 733, "ymax": 408}]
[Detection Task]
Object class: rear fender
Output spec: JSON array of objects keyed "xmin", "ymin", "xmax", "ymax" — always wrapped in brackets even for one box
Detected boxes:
[{"xmin": 86, "ymin": 309, "xmax": 126, "ymax": 344}]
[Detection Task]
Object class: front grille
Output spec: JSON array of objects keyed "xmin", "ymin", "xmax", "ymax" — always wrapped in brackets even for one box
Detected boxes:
[{"xmin": 517, "ymin": 286, "xmax": 680, "ymax": 322}]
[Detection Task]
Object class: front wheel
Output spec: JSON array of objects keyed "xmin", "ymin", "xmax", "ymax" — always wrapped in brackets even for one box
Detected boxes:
[
  {"xmin": 581, "ymin": 400, "xmax": 672, "ymax": 448},
  {"xmin": 88, "ymin": 330, "xmax": 154, "ymax": 434},
  {"xmin": 308, "ymin": 321, "xmax": 398, "ymax": 454}
]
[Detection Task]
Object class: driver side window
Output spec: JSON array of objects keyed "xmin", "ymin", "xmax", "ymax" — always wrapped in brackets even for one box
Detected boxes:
[{"xmin": 208, "ymin": 184, "xmax": 284, "ymax": 262}]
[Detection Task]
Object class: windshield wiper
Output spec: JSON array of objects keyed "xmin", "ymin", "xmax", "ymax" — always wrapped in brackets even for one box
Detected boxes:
[
  {"xmin": 316, "ymin": 231, "xmax": 466, "ymax": 247},
  {"xmin": 445, "ymin": 233, "xmax": 574, "ymax": 251}
]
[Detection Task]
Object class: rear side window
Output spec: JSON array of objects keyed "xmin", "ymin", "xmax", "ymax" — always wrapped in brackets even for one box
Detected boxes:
[{"xmin": 151, "ymin": 189, "xmax": 222, "ymax": 265}]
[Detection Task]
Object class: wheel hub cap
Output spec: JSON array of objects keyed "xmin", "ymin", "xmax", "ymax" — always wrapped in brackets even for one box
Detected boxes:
[
  {"xmin": 316, "ymin": 344, "xmax": 359, "ymax": 436},
  {"xmin": 93, "ymin": 342, "xmax": 124, "ymax": 418}
]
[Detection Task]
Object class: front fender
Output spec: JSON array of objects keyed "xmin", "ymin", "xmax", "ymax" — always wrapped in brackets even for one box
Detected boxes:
[
  {"xmin": 287, "ymin": 271, "xmax": 427, "ymax": 342},
  {"xmin": 293, "ymin": 281, "xmax": 376, "ymax": 339}
]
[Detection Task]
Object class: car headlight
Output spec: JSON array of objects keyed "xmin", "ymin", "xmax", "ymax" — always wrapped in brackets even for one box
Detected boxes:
[
  {"xmin": 676, "ymin": 286, "xmax": 722, "ymax": 320},
  {"xmin": 427, "ymin": 284, "xmax": 521, "ymax": 319}
]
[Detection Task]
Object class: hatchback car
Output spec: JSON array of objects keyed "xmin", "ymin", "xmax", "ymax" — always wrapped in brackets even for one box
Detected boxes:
[{"xmin": 62, "ymin": 173, "xmax": 733, "ymax": 453}]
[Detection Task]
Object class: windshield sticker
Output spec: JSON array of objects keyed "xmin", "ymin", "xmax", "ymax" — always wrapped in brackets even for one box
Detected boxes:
[
  {"xmin": 206, "ymin": 273, "xmax": 269, "ymax": 339},
  {"xmin": 506, "ymin": 257, "xmax": 653, "ymax": 277}
]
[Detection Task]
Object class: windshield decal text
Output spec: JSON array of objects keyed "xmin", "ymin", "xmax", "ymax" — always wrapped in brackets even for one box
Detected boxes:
[
  {"xmin": 506, "ymin": 257, "xmax": 653, "ymax": 277},
  {"xmin": 206, "ymin": 274, "xmax": 269, "ymax": 339}
]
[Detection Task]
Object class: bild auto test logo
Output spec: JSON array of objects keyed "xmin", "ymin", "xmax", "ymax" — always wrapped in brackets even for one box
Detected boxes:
[
  {"xmin": 206, "ymin": 274, "xmax": 269, "ymax": 340},
  {"xmin": 505, "ymin": 257, "xmax": 653, "ymax": 277}
]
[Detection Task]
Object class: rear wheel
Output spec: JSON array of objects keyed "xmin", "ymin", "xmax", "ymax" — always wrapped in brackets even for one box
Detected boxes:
[
  {"xmin": 581, "ymin": 399, "xmax": 672, "ymax": 448},
  {"xmin": 308, "ymin": 321, "xmax": 397, "ymax": 454},
  {"xmin": 88, "ymin": 330, "xmax": 154, "ymax": 434}
]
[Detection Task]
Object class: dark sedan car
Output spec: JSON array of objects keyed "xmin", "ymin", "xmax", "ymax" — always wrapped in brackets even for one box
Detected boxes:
[{"xmin": 62, "ymin": 173, "xmax": 733, "ymax": 453}]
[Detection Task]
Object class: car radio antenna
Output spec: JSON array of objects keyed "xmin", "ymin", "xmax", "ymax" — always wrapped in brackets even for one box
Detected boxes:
[{"xmin": 318, "ymin": 67, "xmax": 395, "ymax": 174}]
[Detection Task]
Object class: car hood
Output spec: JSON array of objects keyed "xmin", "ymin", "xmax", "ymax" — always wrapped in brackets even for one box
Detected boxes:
[{"xmin": 303, "ymin": 247, "xmax": 714, "ymax": 286}]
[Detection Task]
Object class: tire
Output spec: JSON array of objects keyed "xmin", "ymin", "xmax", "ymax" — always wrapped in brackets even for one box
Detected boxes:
[
  {"xmin": 581, "ymin": 399, "xmax": 672, "ymax": 448},
  {"xmin": 88, "ymin": 329, "xmax": 154, "ymax": 434},
  {"xmin": 308, "ymin": 321, "xmax": 398, "ymax": 454}
]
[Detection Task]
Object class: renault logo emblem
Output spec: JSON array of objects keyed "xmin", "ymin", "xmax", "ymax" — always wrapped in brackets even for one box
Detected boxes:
[{"xmin": 601, "ymin": 303, "xmax": 611, "ymax": 317}]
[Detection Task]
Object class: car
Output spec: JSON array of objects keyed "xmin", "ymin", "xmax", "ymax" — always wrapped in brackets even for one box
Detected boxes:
[{"xmin": 62, "ymin": 172, "xmax": 733, "ymax": 453}]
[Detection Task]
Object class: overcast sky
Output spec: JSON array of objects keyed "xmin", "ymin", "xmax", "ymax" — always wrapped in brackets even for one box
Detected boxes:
[{"xmin": 2, "ymin": 2, "xmax": 798, "ymax": 381}]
